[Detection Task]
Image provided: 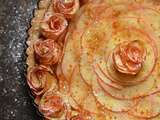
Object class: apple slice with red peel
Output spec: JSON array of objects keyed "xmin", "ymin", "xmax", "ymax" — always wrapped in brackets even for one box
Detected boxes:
[
  {"xmin": 128, "ymin": 93, "xmax": 160, "ymax": 119},
  {"xmin": 92, "ymin": 76, "xmax": 138, "ymax": 112},
  {"xmin": 97, "ymin": 73, "xmax": 123, "ymax": 94},
  {"xmin": 69, "ymin": 66, "xmax": 90, "ymax": 107},
  {"xmin": 93, "ymin": 63, "xmax": 123, "ymax": 90},
  {"xmin": 104, "ymin": 112, "xmax": 141, "ymax": 120},
  {"xmin": 149, "ymin": 114, "xmax": 160, "ymax": 120},
  {"xmin": 69, "ymin": 66, "xmax": 100, "ymax": 115},
  {"xmin": 82, "ymin": 93, "xmax": 100, "ymax": 114}
]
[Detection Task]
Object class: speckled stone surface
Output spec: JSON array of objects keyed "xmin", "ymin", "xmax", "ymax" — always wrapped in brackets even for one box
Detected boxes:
[{"xmin": 0, "ymin": 0, "xmax": 42, "ymax": 119}]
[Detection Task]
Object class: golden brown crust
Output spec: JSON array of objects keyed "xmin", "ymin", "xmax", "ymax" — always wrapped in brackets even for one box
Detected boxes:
[{"xmin": 26, "ymin": 0, "xmax": 52, "ymax": 70}]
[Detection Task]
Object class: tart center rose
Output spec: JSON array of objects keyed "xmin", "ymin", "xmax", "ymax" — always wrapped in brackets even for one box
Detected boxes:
[{"xmin": 112, "ymin": 40, "xmax": 146, "ymax": 75}]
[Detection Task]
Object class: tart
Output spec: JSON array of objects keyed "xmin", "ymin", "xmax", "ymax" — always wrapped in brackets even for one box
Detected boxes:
[{"xmin": 26, "ymin": 0, "xmax": 160, "ymax": 119}]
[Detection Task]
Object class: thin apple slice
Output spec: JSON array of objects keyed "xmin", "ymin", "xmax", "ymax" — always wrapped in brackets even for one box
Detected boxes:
[
  {"xmin": 99, "ymin": 50, "xmax": 156, "ymax": 100},
  {"xmin": 69, "ymin": 66, "xmax": 90, "ymax": 107},
  {"xmin": 82, "ymin": 92, "xmax": 100, "ymax": 114},
  {"xmin": 93, "ymin": 63, "xmax": 123, "ymax": 90},
  {"xmin": 80, "ymin": 16, "xmax": 112, "ymax": 85},
  {"xmin": 90, "ymin": 111, "xmax": 140, "ymax": 120},
  {"xmin": 99, "ymin": 61, "xmax": 155, "ymax": 100},
  {"xmin": 61, "ymin": 5, "xmax": 89, "ymax": 81},
  {"xmin": 128, "ymin": 93, "xmax": 160, "ymax": 119},
  {"xmin": 104, "ymin": 112, "xmax": 140, "ymax": 120},
  {"xmin": 92, "ymin": 76, "xmax": 138, "ymax": 112},
  {"xmin": 150, "ymin": 114, "xmax": 160, "ymax": 120},
  {"xmin": 92, "ymin": 111, "xmax": 135, "ymax": 120}
]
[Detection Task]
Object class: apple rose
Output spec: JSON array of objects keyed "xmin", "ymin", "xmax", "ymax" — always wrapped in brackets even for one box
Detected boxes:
[
  {"xmin": 34, "ymin": 39, "xmax": 62, "ymax": 65},
  {"xmin": 41, "ymin": 13, "xmax": 68, "ymax": 40},
  {"xmin": 53, "ymin": 0, "xmax": 80, "ymax": 19},
  {"xmin": 27, "ymin": 65, "xmax": 57, "ymax": 96},
  {"xmin": 112, "ymin": 40, "xmax": 146, "ymax": 75},
  {"xmin": 39, "ymin": 91, "xmax": 65, "ymax": 118}
]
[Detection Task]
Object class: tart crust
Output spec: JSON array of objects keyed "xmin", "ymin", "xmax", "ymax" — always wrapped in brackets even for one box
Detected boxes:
[{"xmin": 26, "ymin": 0, "xmax": 52, "ymax": 70}]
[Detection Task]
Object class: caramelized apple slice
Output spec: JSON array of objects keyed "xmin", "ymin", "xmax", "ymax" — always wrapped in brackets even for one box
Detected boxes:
[
  {"xmin": 92, "ymin": 76, "xmax": 138, "ymax": 112},
  {"xmin": 129, "ymin": 93, "xmax": 160, "ymax": 119},
  {"xmin": 104, "ymin": 112, "xmax": 140, "ymax": 120},
  {"xmin": 93, "ymin": 63, "xmax": 123, "ymax": 90},
  {"xmin": 69, "ymin": 66, "xmax": 90, "ymax": 107},
  {"xmin": 82, "ymin": 93, "xmax": 100, "ymax": 114}
]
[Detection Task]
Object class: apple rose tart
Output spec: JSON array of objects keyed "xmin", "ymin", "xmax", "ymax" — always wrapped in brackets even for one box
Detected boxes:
[{"xmin": 27, "ymin": 0, "xmax": 160, "ymax": 119}]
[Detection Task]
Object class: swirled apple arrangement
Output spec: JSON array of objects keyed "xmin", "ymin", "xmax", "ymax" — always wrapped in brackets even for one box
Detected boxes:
[{"xmin": 26, "ymin": 0, "xmax": 160, "ymax": 119}]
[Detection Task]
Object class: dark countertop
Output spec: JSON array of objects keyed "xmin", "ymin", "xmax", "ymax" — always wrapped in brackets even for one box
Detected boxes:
[{"xmin": 0, "ymin": 0, "xmax": 42, "ymax": 119}]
